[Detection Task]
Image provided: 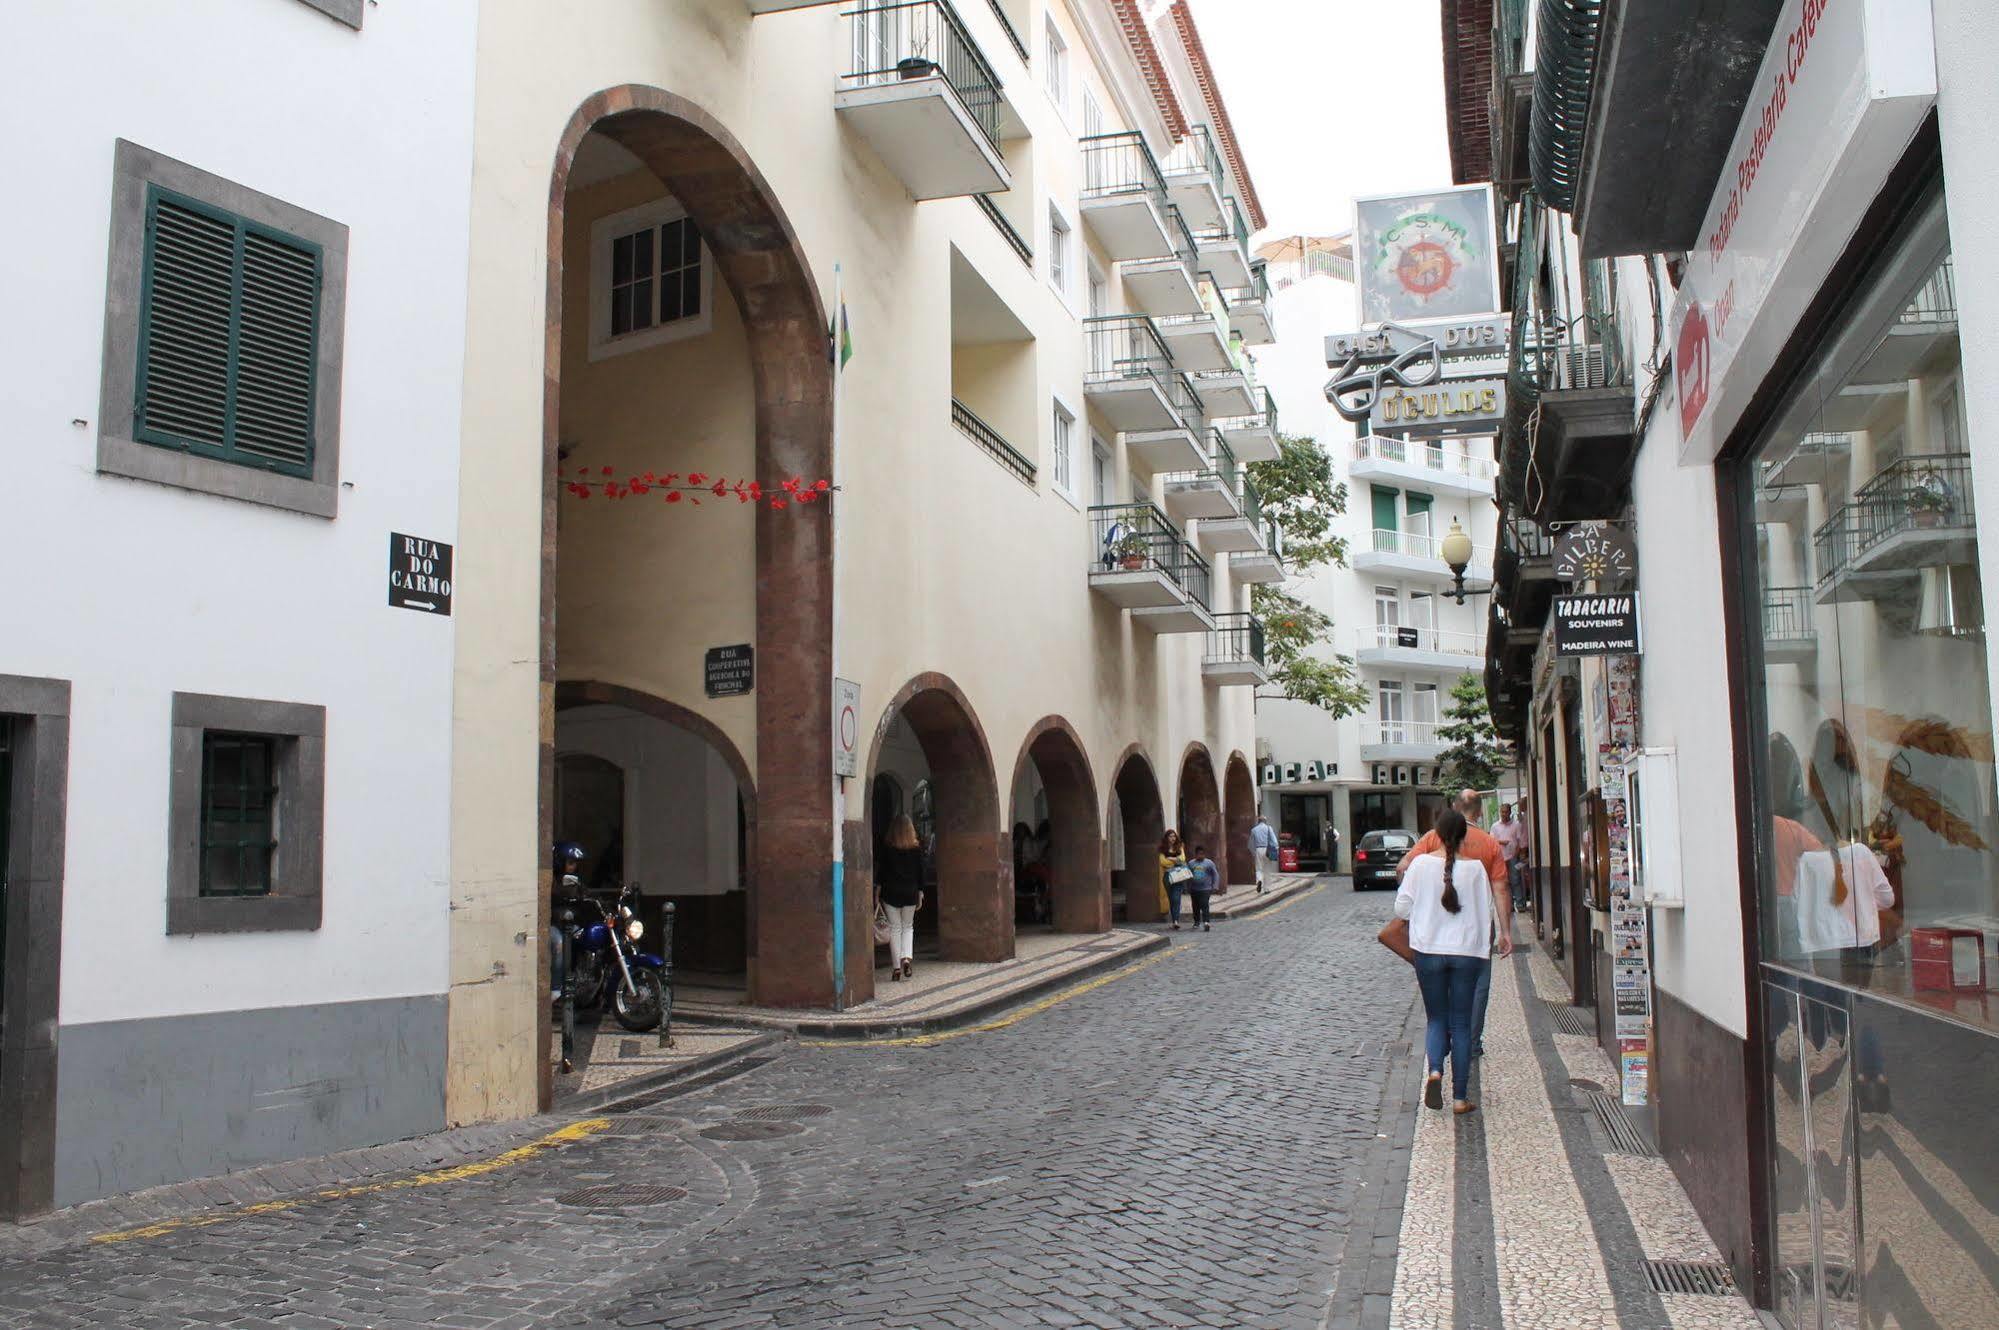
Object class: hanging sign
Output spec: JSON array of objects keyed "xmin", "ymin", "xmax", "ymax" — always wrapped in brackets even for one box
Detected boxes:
[
  {"xmin": 833, "ymin": 677, "xmax": 860, "ymax": 778},
  {"xmin": 1395, "ymin": 626, "xmax": 1421, "ymax": 649},
  {"xmin": 1553, "ymin": 594, "xmax": 1642, "ymax": 656},
  {"xmin": 1369, "ymin": 376, "xmax": 1506, "ymax": 438},
  {"xmin": 388, "ymin": 533, "xmax": 453, "ymax": 615},
  {"xmin": 704, "ymin": 645, "xmax": 754, "ymax": 697},
  {"xmin": 1552, "ymin": 523, "xmax": 1638, "ymax": 583},
  {"xmin": 1324, "ymin": 316, "xmax": 1509, "ymax": 366},
  {"xmin": 1354, "ymin": 185, "xmax": 1501, "ymax": 324}
]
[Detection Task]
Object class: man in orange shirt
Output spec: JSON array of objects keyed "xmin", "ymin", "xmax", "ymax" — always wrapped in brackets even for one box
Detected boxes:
[{"xmin": 1400, "ymin": 790, "xmax": 1509, "ymax": 1056}]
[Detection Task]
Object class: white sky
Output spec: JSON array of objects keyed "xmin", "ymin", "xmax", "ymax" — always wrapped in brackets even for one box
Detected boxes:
[{"xmin": 1183, "ymin": 0, "xmax": 1454, "ymax": 240}]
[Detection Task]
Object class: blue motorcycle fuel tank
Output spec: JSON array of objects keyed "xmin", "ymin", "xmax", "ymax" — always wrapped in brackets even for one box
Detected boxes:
[{"xmin": 579, "ymin": 920, "xmax": 612, "ymax": 950}]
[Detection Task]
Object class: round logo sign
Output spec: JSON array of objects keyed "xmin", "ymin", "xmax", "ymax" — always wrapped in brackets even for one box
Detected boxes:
[
  {"xmin": 1371, "ymin": 212, "xmax": 1478, "ymax": 312},
  {"xmin": 1552, "ymin": 522, "xmax": 1638, "ymax": 583},
  {"xmin": 1397, "ymin": 240, "xmax": 1455, "ymax": 298}
]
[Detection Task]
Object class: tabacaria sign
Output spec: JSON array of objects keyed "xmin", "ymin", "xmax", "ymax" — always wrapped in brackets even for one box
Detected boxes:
[
  {"xmin": 1671, "ymin": 0, "xmax": 1935, "ymax": 464},
  {"xmin": 1553, "ymin": 593, "xmax": 1641, "ymax": 656}
]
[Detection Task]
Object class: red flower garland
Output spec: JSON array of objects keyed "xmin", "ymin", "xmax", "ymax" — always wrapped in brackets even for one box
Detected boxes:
[{"xmin": 558, "ymin": 469, "xmax": 833, "ymax": 509}]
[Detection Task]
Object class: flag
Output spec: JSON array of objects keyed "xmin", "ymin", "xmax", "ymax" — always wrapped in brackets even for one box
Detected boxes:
[{"xmin": 836, "ymin": 298, "xmax": 854, "ymax": 369}]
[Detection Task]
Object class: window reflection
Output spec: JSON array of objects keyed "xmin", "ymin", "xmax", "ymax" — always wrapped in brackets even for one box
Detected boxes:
[{"xmin": 1750, "ymin": 190, "xmax": 1999, "ymax": 1027}]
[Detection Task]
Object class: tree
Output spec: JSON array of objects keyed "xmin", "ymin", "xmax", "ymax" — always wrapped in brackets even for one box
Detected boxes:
[
  {"xmin": 1436, "ymin": 672, "xmax": 1506, "ymax": 794},
  {"xmin": 1245, "ymin": 434, "xmax": 1368, "ymax": 718}
]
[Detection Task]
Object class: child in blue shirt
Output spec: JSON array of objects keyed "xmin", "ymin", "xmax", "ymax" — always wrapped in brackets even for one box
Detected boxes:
[{"xmin": 1188, "ymin": 846, "xmax": 1221, "ymax": 931}]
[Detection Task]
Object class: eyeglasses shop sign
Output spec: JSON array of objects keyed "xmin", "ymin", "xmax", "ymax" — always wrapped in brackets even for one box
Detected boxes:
[{"xmin": 1553, "ymin": 593, "xmax": 1641, "ymax": 657}]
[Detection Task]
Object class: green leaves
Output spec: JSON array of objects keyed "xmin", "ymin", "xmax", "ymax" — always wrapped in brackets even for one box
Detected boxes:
[
  {"xmin": 1248, "ymin": 434, "xmax": 1365, "ymax": 720},
  {"xmin": 1436, "ymin": 672, "xmax": 1506, "ymax": 793}
]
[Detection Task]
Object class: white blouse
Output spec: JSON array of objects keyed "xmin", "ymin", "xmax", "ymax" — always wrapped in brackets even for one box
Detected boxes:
[
  {"xmin": 1395, "ymin": 852, "xmax": 1495, "ymax": 958},
  {"xmin": 1794, "ymin": 844, "xmax": 1895, "ymax": 952}
]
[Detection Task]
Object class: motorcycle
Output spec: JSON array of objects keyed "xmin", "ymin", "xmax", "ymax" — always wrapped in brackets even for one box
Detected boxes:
[{"xmin": 556, "ymin": 878, "xmax": 669, "ymax": 1032}]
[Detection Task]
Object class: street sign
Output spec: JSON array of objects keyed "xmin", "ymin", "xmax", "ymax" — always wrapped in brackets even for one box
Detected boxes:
[
  {"xmin": 1553, "ymin": 593, "xmax": 1641, "ymax": 656},
  {"xmin": 388, "ymin": 533, "xmax": 453, "ymax": 615},
  {"xmin": 1553, "ymin": 522, "xmax": 1638, "ymax": 583},
  {"xmin": 833, "ymin": 677, "xmax": 860, "ymax": 778},
  {"xmin": 1370, "ymin": 376, "xmax": 1506, "ymax": 437},
  {"xmin": 1324, "ymin": 316, "xmax": 1508, "ymax": 367},
  {"xmin": 704, "ymin": 645, "xmax": 754, "ymax": 697}
]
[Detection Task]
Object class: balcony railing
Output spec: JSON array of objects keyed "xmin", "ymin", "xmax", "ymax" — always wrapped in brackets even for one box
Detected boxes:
[
  {"xmin": 1163, "ymin": 434, "xmax": 1244, "ymax": 502},
  {"xmin": 951, "ymin": 398, "xmax": 1035, "ymax": 485},
  {"xmin": 1151, "ymin": 204, "xmax": 1200, "ymax": 276},
  {"xmin": 1207, "ymin": 612, "xmax": 1266, "ymax": 666},
  {"xmin": 1196, "ymin": 194, "xmax": 1250, "ymax": 251},
  {"xmin": 1228, "ymin": 261, "xmax": 1272, "ymax": 307},
  {"xmin": 1081, "ymin": 131, "xmax": 1168, "ymax": 204},
  {"xmin": 1501, "ymin": 516, "xmax": 1556, "ymax": 560},
  {"xmin": 1360, "ymin": 720, "xmax": 1444, "ymax": 748},
  {"xmin": 1161, "ymin": 124, "xmax": 1225, "ymax": 196},
  {"xmin": 1084, "ymin": 315, "xmax": 1204, "ymax": 430},
  {"xmin": 1089, "ymin": 503, "xmax": 1212, "ymax": 609},
  {"xmin": 1763, "ymin": 586, "xmax": 1815, "ymax": 641},
  {"xmin": 1217, "ymin": 386, "xmax": 1278, "ymax": 437},
  {"xmin": 1369, "ymin": 528, "xmax": 1493, "ymax": 564},
  {"xmin": 1238, "ymin": 470, "xmax": 1265, "ymax": 528},
  {"xmin": 1362, "ymin": 624, "xmax": 1483, "ymax": 657},
  {"xmin": 1902, "ymin": 257, "xmax": 1957, "ymax": 326},
  {"xmin": 974, "ymin": 194, "xmax": 1032, "ymax": 266},
  {"xmin": 983, "ymin": 0, "xmax": 1028, "ymax": 62},
  {"xmin": 843, "ymin": 0, "xmax": 1004, "ymax": 153},
  {"xmin": 1352, "ymin": 437, "xmax": 1497, "ymax": 482},
  {"xmin": 1814, "ymin": 453, "xmax": 1976, "ymax": 584}
]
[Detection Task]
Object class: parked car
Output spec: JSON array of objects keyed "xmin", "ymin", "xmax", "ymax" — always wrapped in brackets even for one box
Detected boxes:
[{"xmin": 1352, "ymin": 829, "xmax": 1416, "ymax": 890}]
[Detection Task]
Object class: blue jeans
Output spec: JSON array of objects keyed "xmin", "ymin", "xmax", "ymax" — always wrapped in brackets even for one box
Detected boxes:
[
  {"xmin": 1472, "ymin": 953, "xmax": 1493, "ymax": 1053},
  {"xmin": 1414, "ymin": 952, "xmax": 1488, "ymax": 1102},
  {"xmin": 1167, "ymin": 881, "xmax": 1185, "ymax": 923}
]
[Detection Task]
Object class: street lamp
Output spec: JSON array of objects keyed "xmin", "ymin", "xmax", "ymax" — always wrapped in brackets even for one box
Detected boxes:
[{"xmin": 1442, "ymin": 517, "xmax": 1476, "ymax": 604}]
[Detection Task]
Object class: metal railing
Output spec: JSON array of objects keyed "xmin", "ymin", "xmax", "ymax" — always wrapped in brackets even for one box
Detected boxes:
[
  {"xmin": 1505, "ymin": 195, "xmax": 1632, "ymax": 408},
  {"xmin": 1902, "ymin": 257, "xmax": 1956, "ymax": 326},
  {"xmin": 974, "ymin": 194, "xmax": 1031, "ymax": 266},
  {"xmin": 1206, "ymin": 612, "xmax": 1266, "ymax": 667},
  {"xmin": 1196, "ymin": 195, "xmax": 1250, "ymax": 252},
  {"xmin": 1360, "ymin": 720, "xmax": 1445, "ymax": 748},
  {"xmin": 1498, "ymin": 0, "xmax": 1531, "ymax": 79},
  {"xmin": 1362, "ymin": 624, "xmax": 1483, "ymax": 656},
  {"xmin": 951, "ymin": 399, "xmax": 1036, "ymax": 485},
  {"xmin": 1081, "ymin": 131, "xmax": 1167, "ymax": 205},
  {"xmin": 1351, "ymin": 436, "xmax": 1498, "ymax": 482},
  {"xmin": 1763, "ymin": 587, "xmax": 1815, "ymax": 642},
  {"xmin": 1228, "ymin": 261, "xmax": 1271, "ymax": 308},
  {"xmin": 1502, "ymin": 516, "xmax": 1556, "ymax": 560},
  {"xmin": 984, "ymin": 0, "xmax": 1028, "ymax": 62},
  {"xmin": 843, "ymin": 1, "xmax": 1004, "ymax": 153},
  {"xmin": 1158, "ymin": 274, "xmax": 1229, "ymax": 337},
  {"xmin": 1217, "ymin": 386, "xmax": 1278, "ymax": 438},
  {"xmin": 1238, "ymin": 471, "xmax": 1265, "ymax": 529},
  {"xmin": 1814, "ymin": 452, "xmax": 1976, "ymax": 584},
  {"xmin": 1758, "ymin": 431, "xmax": 1851, "ymax": 486},
  {"xmin": 1163, "ymin": 434, "xmax": 1243, "ymax": 510},
  {"xmin": 1368, "ymin": 527, "xmax": 1493, "ymax": 565},
  {"xmin": 1128, "ymin": 203, "xmax": 1199, "ymax": 277},
  {"xmin": 1084, "ymin": 315, "xmax": 1204, "ymax": 432},
  {"xmin": 1089, "ymin": 502, "xmax": 1212, "ymax": 609},
  {"xmin": 1161, "ymin": 124, "xmax": 1225, "ymax": 198}
]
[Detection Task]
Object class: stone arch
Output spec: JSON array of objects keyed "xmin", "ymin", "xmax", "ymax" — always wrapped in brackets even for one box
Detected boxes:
[
  {"xmin": 534, "ymin": 87, "xmax": 836, "ymax": 1103},
  {"xmin": 1224, "ymin": 751, "xmax": 1257, "ymax": 888},
  {"xmin": 1009, "ymin": 716, "xmax": 1109, "ymax": 934},
  {"xmin": 861, "ymin": 673, "xmax": 1008, "ymax": 988},
  {"xmin": 1109, "ymin": 744, "xmax": 1167, "ymax": 923},
  {"xmin": 1176, "ymin": 742, "xmax": 1223, "ymax": 872}
]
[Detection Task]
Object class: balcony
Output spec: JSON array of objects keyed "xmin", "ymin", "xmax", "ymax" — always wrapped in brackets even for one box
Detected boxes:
[
  {"xmin": 1227, "ymin": 263, "xmax": 1275, "ymax": 347},
  {"xmin": 1156, "ymin": 277, "xmax": 1234, "ymax": 372},
  {"xmin": 950, "ymin": 398, "xmax": 1035, "ymax": 486},
  {"xmin": 1195, "ymin": 196, "xmax": 1253, "ymax": 291},
  {"xmin": 1359, "ymin": 720, "xmax": 1446, "ymax": 764},
  {"xmin": 1230, "ymin": 518, "xmax": 1287, "ymax": 584},
  {"xmin": 1353, "ymin": 528, "xmax": 1494, "ymax": 589},
  {"xmin": 1089, "ymin": 503, "xmax": 1215, "ymax": 633},
  {"xmin": 1355, "ymin": 624, "xmax": 1485, "ymax": 675},
  {"xmin": 1079, "ymin": 133, "xmax": 1172, "ymax": 261},
  {"xmin": 1120, "ymin": 205, "xmax": 1203, "ymax": 318},
  {"xmin": 1160, "ymin": 124, "xmax": 1226, "ymax": 233},
  {"xmin": 1762, "ymin": 586, "xmax": 1818, "ymax": 664},
  {"xmin": 1191, "ymin": 333, "xmax": 1257, "ymax": 418},
  {"xmin": 1204, "ymin": 613, "xmax": 1270, "ymax": 687},
  {"xmin": 1758, "ymin": 431, "xmax": 1852, "ymax": 490},
  {"xmin": 1486, "ymin": 513, "xmax": 1555, "ymax": 735},
  {"xmin": 1163, "ymin": 435, "xmax": 1244, "ymax": 523},
  {"xmin": 1216, "ymin": 386, "xmax": 1279, "ymax": 464},
  {"xmin": 836, "ymin": 1, "xmax": 1010, "ymax": 201},
  {"xmin": 1349, "ymin": 436, "xmax": 1496, "ymax": 500},
  {"xmin": 1084, "ymin": 316, "xmax": 1208, "ymax": 471},
  {"xmin": 1814, "ymin": 454, "xmax": 1977, "ymax": 604}
]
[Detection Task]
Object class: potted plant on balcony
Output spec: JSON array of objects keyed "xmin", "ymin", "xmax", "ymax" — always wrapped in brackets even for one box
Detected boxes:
[
  {"xmin": 1908, "ymin": 467, "xmax": 1956, "ymax": 527},
  {"xmin": 1110, "ymin": 529, "xmax": 1151, "ymax": 571},
  {"xmin": 897, "ymin": 31, "xmax": 938, "ymax": 80}
]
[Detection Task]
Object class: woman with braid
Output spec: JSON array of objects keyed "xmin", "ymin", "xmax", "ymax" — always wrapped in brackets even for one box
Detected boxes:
[
  {"xmin": 1797, "ymin": 720, "xmax": 1896, "ymax": 976},
  {"xmin": 1379, "ymin": 809, "xmax": 1509, "ymax": 1115}
]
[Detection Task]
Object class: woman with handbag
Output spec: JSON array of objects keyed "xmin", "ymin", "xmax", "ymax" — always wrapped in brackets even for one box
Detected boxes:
[
  {"xmin": 878, "ymin": 813, "xmax": 925, "ymax": 981},
  {"xmin": 1159, "ymin": 829, "xmax": 1193, "ymax": 930}
]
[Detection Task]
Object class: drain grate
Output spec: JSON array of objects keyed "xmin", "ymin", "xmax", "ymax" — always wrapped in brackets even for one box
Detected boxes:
[
  {"xmin": 595, "ymin": 1118, "xmax": 677, "ymax": 1136},
  {"xmin": 1584, "ymin": 1091, "xmax": 1658, "ymax": 1156},
  {"xmin": 1644, "ymin": 1259, "xmax": 1737, "ymax": 1297},
  {"xmin": 1546, "ymin": 1002, "xmax": 1595, "ymax": 1037},
  {"xmin": 733, "ymin": 1104, "xmax": 833, "ymax": 1122},
  {"xmin": 599, "ymin": 1055, "xmax": 776, "ymax": 1115},
  {"xmin": 700, "ymin": 1120, "xmax": 804, "ymax": 1142},
  {"xmin": 556, "ymin": 1183, "xmax": 688, "ymax": 1208}
]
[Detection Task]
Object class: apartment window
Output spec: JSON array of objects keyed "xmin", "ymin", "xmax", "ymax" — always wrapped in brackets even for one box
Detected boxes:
[
  {"xmin": 1044, "ymin": 19, "xmax": 1069, "ymax": 111},
  {"xmin": 1379, "ymin": 681, "xmax": 1405, "ymax": 742},
  {"xmin": 590, "ymin": 198, "xmax": 713, "ymax": 360},
  {"xmin": 98, "ymin": 140, "xmax": 347, "ymax": 518},
  {"xmin": 1091, "ymin": 439, "xmax": 1111, "ymax": 507},
  {"xmin": 1083, "ymin": 89, "xmax": 1104, "ymax": 138},
  {"xmin": 1374, "ymin": 586, "xmax": 1400, "ymax": 646},
  {"xmin": 1087, "ymin": 261, "xmax": 1107, "ymax": 318},
  {"xmin": 169, "ymin": 692, "xmax": 325, "ymax": 935},
  {"xmin": 1052, "ymin": 402, "xmax": 1076, "ymax": 495},
  {"xmin": 1413, "ymin": 682, "xmax": 1439, "ymax": 730},
  {"xmin": 1048, "ymin": 207, "xmax": 1072, "ymax": 300}
]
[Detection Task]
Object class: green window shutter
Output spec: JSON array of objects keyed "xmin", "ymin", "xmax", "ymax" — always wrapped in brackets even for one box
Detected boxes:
[
  {"xmin": 1370, "ymin": 485, "xmax": 1399, "ymax": 533},
  {"xmin": 135, "ymin": 188, "xmax": 321, "ymax": 479},
  {"xmin": 1406, "ymin": 491, "xmax": 1432, "ymax": 522}
]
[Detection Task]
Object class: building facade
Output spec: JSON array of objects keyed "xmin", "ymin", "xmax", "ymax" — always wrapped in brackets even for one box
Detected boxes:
[
  {"xmin": 1252, "ymin": 237, "xmax": 1502, "ymax": 870},
  {"xmin": 1445, "ymin": 0, "xmax": 1999, "ymax": 1322},
  {"xmin": 0, "ymin": 0, "xmax": 478, "ymax": 1213},
  {"xmin": 445, "ymin": 0, "xmax": 1279, "ymax": 1123}
]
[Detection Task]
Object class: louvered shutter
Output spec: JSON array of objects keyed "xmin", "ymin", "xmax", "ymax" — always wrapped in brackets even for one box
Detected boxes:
[{"xmin": 135, "ymin": 190, "xmax": 321, "ymax": 477}]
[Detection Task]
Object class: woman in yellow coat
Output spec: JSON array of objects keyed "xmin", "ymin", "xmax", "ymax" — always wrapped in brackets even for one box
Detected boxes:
[{"xmin": 1158, "ymin": 828, "xmax": 1191, "ymax": 929}]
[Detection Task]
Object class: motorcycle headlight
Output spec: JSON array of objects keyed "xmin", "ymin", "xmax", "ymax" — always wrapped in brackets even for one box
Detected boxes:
[
  {"xmin": 619, "ymin": 904, "xmax": 634, "ymax": 920},
  {"xmin": 626, "ymin": 919, "xmax": 644, "ymax": 941}
]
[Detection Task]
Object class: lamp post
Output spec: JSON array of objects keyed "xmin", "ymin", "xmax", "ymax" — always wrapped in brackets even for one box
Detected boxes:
[{"xmin": 1442, "ymin": 517, "xmax": 1476, "ymax": 604}]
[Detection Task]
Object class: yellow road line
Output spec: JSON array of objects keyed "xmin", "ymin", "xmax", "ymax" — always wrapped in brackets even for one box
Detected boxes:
[
  {"xmin": 802, "ymin": 946, "xmax": 1183, "ymax": 1048},
  {"xmin": 91, "ymin": 1117, "xmax": 613, "ymax": 1245},
  {"xmin": 1235, "ymin": 879, "xmax": 1327, "ymax": 920}
]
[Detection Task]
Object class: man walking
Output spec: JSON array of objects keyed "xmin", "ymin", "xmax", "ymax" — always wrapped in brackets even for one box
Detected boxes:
[
  {"xmin": 1400, "ymin": 791, "xmax": 1509, "ymax": 1055},
  {"xmin": 1250, "ymin": 814, "xmax": 1279, "ymax": 893},
  {"xmin": 1492, "ymin": 802, "xmax": 1527, "ymax": 911}
]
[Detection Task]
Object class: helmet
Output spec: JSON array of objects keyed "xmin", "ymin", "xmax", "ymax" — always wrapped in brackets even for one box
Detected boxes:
[{"xmin": 553, "ymin": 841, "xmax": 587, "ymax": 867}]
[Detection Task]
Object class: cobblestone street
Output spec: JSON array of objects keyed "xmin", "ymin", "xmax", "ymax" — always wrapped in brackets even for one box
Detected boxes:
[{"xmin": 0, "ymin": 882, "xmax": 1763, "ymax": 1328}]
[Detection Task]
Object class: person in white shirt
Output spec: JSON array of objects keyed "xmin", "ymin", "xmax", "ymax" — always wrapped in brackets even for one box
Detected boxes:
[
  {"xmin": 1250, "ymin": 816, "xmax": 1280, "ymax": 893},
  {"xmin": 1794, "ymin": 842, "xmax": 1895, "ymax": 954},
  {"xmin": 1378, "ymin": 809, "xmax": 1514, "ymax": 1114}
]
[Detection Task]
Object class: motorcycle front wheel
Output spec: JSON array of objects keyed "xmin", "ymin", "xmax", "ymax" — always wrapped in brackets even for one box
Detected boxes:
[{"xmin": 612, "ymin": 968, "xmax": 666, "ymax": 1032}]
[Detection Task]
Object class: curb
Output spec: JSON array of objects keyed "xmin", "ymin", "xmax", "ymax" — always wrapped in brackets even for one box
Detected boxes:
[
  {"xmin": 1212, "ymin": 873, "xmax": 1332, "ymax": 921},
  {"xmin": 554, "ymin": 1030, "xmax": 784, "ymax": 1115},
  {"xmin": 674, "ymin": 932, "xmax": 1172, "ymax": 1041}
]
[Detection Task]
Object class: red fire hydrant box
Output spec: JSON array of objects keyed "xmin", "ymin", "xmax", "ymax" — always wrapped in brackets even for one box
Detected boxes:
[
  {"xmin": 1912, "ymin": 927, "xmax": 1986, "ymax": 992},
  {"xmin": 1278, "ymin": 835, "xmax": 1300, "ymax": 873}
]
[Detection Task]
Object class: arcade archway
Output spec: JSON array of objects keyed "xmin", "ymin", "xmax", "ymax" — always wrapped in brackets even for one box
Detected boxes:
[
  {"xmin": 1177, "ymin": 743, "xmax": 1223, "ymax": 874},
  {"xmin": 1009, "ymin": 717, "xmax": 1108, "ymax": 934},
  {"xmin": 1110, "ymin": 747, "xmax": 1166, "ymax": 923},
  {"xmin": 1224, "ymin": 752, "xmax": 1257, "ymax": 888}
]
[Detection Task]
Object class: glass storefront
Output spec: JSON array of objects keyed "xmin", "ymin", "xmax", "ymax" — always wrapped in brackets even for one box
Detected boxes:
[{"xmin": 1743, "ymin": 180, "xmax": 1999, "ymax": 1327}]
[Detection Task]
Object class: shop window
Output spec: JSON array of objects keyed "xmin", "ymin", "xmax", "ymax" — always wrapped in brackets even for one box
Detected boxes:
[{"xmin": 1743, "ymin": 186, "xmax": 1999, "ymax": 1026}]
